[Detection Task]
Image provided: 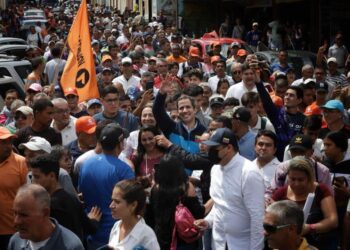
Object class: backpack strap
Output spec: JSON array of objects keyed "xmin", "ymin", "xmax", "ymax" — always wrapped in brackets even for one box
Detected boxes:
[{"xmin": 260, "ymin": 116, "xmax": 267, "ymax": 130}]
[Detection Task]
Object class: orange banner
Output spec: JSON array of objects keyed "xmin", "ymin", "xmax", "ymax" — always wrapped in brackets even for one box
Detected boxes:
[{"xmin": 61, "ymin": 0, "xmax": 99, "ymax": 102}]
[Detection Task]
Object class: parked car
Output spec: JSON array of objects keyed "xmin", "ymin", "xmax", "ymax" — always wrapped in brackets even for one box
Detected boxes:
[
  {"xmin": 21, "ymin": 19, "xmax": 48, "ymax": 31},
  {"xmin": 191, "ymin": 37, "xmax": 253, "ymax": 59},
  {"xmin": 0, "ymin": 56, "xmax": 32, "ymax": 105},
  {"xmin": 254, "ymin": 50, "xmax": 317, "ymax": 77},
  {"xmin": 0, "ymin": 38, "xmax": 27, "ymax": 46},
  {"xmin": 0, "ymin": 44, "xmax": 34, "ymax": 59},
  {"xmin": 23, "ymin": 9, "xmax": 46, "ymax": 20}
]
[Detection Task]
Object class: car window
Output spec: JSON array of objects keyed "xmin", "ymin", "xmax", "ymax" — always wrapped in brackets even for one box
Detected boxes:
[
  {"xmin": 3, "ymin": 49, "xmax": 26, "ymax": 58},
  {"xmin": 15, "ymin": 65, "xmax": 32, "ymax": 83},
  {"xmin": 0, "ymin": 81, "xmax": 25, "ymax": 99},
  {"xmin": 0, "ymin": 67, "xmax": 11, "ymax": 78}
]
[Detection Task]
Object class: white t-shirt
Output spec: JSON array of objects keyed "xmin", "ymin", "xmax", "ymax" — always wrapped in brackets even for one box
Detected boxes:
[
  {"xmin": 208, "ymin": 74, "xmax": 234, "ymax": 93},
  {"xmin": 112, "ymin": 75, "xmax": 141, "ymax": 93},
  {"xmin": 108, "ymin": 218, "xmax": 160, "ymax": 250},
  {"xmin": 225, "ymin": 81, "xmax": 257, "ymax": 104},
  {"xmin": 29, "ymin": 238, "xmax": 50, "ymax": 250}
]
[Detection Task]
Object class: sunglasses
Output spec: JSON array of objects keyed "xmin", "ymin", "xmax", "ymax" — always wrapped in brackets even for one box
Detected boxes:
[
  {"xmin": 15, "ymin": 114, "xmax": 27, "ymax": 120},
  {"xmin": 263, "ymin": 223, "xmax": 291, "ymax": 234},
  {"xmin": 232, "ymin": 71, "xmax": 242, "ymax": 75}
]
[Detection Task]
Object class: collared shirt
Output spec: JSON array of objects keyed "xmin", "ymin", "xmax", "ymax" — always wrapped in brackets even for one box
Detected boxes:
[
  {"xmin": 225, "ymin": 81, "xmax": 257, "ymax": 104},
  {"xmin": 51, "ymin": 116, "xmax": 77, "ymax": 146},
  {"xmin": 112, "ymin": 74, "xmax": 141, "ymax": 93},
  {"xmin": 253, "ymin": 157, "xmax": 280, "ymax": 194},
  {"xmin": 0, "ymin": 152, "xmax": 27, "ymax": 234},
  {"xmin": 208, "ymin": 74, "xmax": 234, "ymax": 92},
  {"xmin": 8, "ymin": 218, "xmax": 84, "ymax": 250},
  {"xmin": 108, "ymin": 218, "xmax": 160, "ymax": 250},
  {"xmin": 238, "ymin": 130, "xmax": 257, "ymax": 161},
  {"xmin": 206, "ymin": 153, "xmax": 265, "ymax": 250}
]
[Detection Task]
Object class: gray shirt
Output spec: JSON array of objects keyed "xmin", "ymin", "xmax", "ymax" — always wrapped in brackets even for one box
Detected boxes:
[{"xmin": 7, "ymin": 218, "xmax": 84, "ymax": 250}]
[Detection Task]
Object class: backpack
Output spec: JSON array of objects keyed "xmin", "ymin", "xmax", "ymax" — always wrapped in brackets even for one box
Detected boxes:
[
  {"xmin": 170, "ymin": 203, "xmax": 203, "ymax": 250},
  {"xmin": 261, "ymin": 116, "xmax": 267, "ymax": 130}
]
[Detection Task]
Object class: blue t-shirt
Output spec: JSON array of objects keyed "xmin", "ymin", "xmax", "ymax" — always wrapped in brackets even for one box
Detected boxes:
[
  {"xmin": 78, "ymin": 153, "xmax": 135, "ymax": 244},
  {"xmin": 93, "ymin": 111, "xmax": 139, "ymax": 133}
]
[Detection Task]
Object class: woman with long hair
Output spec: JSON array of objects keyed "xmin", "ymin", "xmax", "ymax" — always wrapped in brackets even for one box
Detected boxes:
[
  {"xmin": 146, "ymin": 154, "xmax": 205, "ymax": 250},
  {"xmin": 272, "ymin": 156, "xmax": 338, "ymax": 250}
]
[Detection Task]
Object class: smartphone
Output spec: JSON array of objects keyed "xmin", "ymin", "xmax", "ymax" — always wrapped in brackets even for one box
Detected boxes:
[{"xmin": 146, "ymin": 80, "xmax": 154, "ymax": 91}]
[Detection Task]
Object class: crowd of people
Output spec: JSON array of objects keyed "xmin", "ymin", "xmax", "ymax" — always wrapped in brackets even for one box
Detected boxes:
[{"xmin": 1, "ymin": 2, "xmax": 350, "ymax": 250}]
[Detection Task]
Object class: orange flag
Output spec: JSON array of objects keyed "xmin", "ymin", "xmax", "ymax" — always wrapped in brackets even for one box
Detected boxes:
[{"xmin": 61, "ymin": 0, "xmax": 98, "ymax": 102}]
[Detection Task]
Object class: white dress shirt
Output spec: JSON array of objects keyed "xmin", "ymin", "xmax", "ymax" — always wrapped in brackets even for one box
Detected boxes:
[
  {"xmin": 208, "ymin": 74, "xmax": 234, "ymax": 93},
  {"xmin": 108, "ymin": 218, "xmax": 160, "ymax": 250},
  {"xmin": 225, "ymin": 81, "xmax": 257, "ymax": 104},
  {"xmin": 206, "ymin": 153, "xmax": 265, "ymax": 250}
]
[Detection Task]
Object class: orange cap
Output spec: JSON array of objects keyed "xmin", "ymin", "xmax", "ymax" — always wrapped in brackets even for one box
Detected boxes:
[
  {"xmin": 237, "ymin": 49, "xmax": 247, "ymax": 57},
  {"xmin": 75, "ymin": 116, "xmax": 96, "ymax": 134},
  {"xmin": 102, "ymin": 54, "xmax": 112, "ymax": 63},
  {"xmin": 0, "ymin": 127, "xmax": 16, "ymax": 139},
  {"xmin": 211, "ymin": 56, "xmax": 221, "ymax": 64},
  {"xmin": 271, "ymin": 95, "xmax": 283, "ymax": 108},
  {"xmin": 189, "ymin": 47, "xmax": 200, "ymax": 58},
  {"xmin": 64, "ymin": 87, "xmax": 78, "ymax": 97},
  {"xmin": 304, "ymin": 104, "xmax": 322, "ymax": 116}
]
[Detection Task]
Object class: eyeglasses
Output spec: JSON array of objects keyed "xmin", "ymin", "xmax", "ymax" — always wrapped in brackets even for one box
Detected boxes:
[
  {"xmin": 263, "ymin": 223, "xmax": 291, "ymax": 234},
  {"xmin": 232, "ymin": 71, "xmax": 242, "ymax": 75},
  {"xmin": 15, "ymin": 114, "xmax": 27, "ymax": 120}
]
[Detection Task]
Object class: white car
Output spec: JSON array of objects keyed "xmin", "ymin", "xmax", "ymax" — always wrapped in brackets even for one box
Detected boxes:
[{"xmin": 24, "ymin": 9, "xmax": 46, "ymax": 20}]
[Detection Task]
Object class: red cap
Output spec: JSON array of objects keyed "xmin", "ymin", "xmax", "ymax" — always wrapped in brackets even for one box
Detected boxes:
[
  {"xmin": 189, "ymin": 47, "xmax": 200, "ymax": 58},
  {"xmin": 64, "ymin": 87, "xmax": 78, "ymax": 97},
  {"xmin": 304, "ymin": 104, "xmax": 322, "ymax": 116},
  {"xmin": 75, "ymin": 116, "xmax": 96, "ymax": 134},
  {"xmin": 0, "ymin": 127, "xmax": 16, "ymax": 139}
]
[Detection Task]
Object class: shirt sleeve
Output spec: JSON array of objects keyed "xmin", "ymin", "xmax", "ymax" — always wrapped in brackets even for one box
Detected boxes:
[
  {"xmin": 152, "ymin": 92, "xmax": 176, "ymax": 137},
  {"xmin": 242, "ymin": 168, "xmax": 265, "ymax": 250}
]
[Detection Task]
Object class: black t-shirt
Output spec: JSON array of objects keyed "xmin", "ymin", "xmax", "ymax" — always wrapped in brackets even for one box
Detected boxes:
[
  {"xmin": 71, "ymin": 109, "xmax": 89, "ymax": 119},
  {"xmin": 14, "ymin": 126, "xmax": 62, "ymax": 150}
]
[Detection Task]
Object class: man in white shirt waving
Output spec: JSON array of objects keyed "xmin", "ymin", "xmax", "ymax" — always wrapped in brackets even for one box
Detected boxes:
[{"xmin": 194, "ymin": 128, "xmax": 265, "ymax": 250}]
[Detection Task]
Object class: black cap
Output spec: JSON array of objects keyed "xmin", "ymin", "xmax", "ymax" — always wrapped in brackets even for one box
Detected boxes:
[
  {"xmin": 232, "ymin": 107, "xmax": 251, "ymax": 123},
  {"xmin": 202, "ymin": 128, "xmax": 238, "ymax": 149},
  {"xmin": 210, "ymin": 96, "xmax": 224, "ymax": 107},
  {"xmin": 315, "ymin": 82, "xmax": 328, "ymax": 92},
  {"xmin": 288, "ymin": 134, "xmax": 313, "ymax": 151},
  {"xmin": 99, "ymin": 124, "xmax": 129, "ymax": 151}
]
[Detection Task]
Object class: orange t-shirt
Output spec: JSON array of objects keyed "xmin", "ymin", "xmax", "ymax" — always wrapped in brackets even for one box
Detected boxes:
[
  {"xmin": 166, "ymin": 54, "xmax": 187, "ymax": 64},
  {"xmin": 0, "ymin": 152, "xmax": 28, "ymax": 234}
]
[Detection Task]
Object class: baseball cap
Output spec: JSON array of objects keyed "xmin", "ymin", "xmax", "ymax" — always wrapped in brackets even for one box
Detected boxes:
[
  {"xmin": 304, "ymin": 104, "xmax": 322, "ymax": 116},
  {"xmin": 327, "ymin": 57, "xmax": 337, "ymax": 64},
  {"xmin": 210, "ymin": 56, "xmax": 221, "ymax": 64},
  {"xmin": 0, "ymin": 127, "xmax": 16, "ymax": 139},
  {"xmin": 232, "ymin": 106, "xmax": 251, "ymax": 123},
  {"xmin": 99, "ymin": 123, "xmax": 129, "ymax": 150},
  {"xmin": 210, "ymin": 96, "xmax": 224, "ymax": 107},
  {"xmin": 102, "ymin": 67, "xmax": 112, "ymax": 73},
  {"xmin": 19, "ymin": 136, "xmax": 51, "ymax": 153},
  {"xmin": 252, "ymin": 22, "xmax": 259, "ymax": 27},
  {"xmin": 121, "ymin": 57, "xmax": 132, "ymax": 65},
  {"xmin": 230, "ymin": 41, "xmax": 241, "ymax": 48},
  {"xmin": 288, "ymin": 134, "xmax": 313, "ymax": 151},
  {"xmin": 321, "ymin": 100, "xmax": 344, "ymax": 113},
  {"xmin": 189, "ymin": 47, "xmax": 200, "ymax": 58},
  {"xmin": 148, "ymin": 56, "xmax": 158, "ymax": 62},
  {"xmin": 202, "ymin": 127, "xmax": 238, "ymax": 148},
  {"xmin": 75, "ymin": 116, "xmax": 96, "ymax": 134},
  {"xmin": 91, "ymin": 40, "xmax": 99, "ymax": 46},
  {"xmin": 64, "ymin": 87, "xmax": 78, "ymax": 97},
  {"xmin": 28, "ymin": 83, "xmax": 43, "ymax": 92},
  {"xmin": 102, "ymin": 54, "xmax": 112, "ymax": 63},
  {"xmin": 237, "ymin": 49, "xmax": 247, "ymax": 57},
  {"xmin": 87, "ymin": 99, "xmax": 102, "ymax": 109},
  {"xmin": 302, "ymin": 78, "xmax": 316, "ymax": 86},
  {"xmin": 315, "ymin": 82, "xmax": 328, "ymax": 92},
  {"xmin": 16, "ymin": 106, "xmax": 33, "ymax": 116}
]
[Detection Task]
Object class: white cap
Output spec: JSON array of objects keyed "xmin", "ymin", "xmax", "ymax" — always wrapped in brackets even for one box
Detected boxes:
[
  {"xmin": 327, "ymin": 57, "xmax": 337, "ymax": 64},
  {"xmin": 16, "ymin": 106, "xmax": 33, "ymax": 116},
  {"xmin": 19, "ymin": 136, "xmax": 52, "ymax": 153},
  {"xmin": 121, "ymin": 57, "xmax": 132, "ymax": 64}
]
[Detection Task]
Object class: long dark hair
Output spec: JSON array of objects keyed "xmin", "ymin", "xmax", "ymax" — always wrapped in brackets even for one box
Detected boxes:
[
  {"xmin": 132, "ymin": 126, "xmax": 164, "ymax": 176},
  {"xmin": 151, "ymin": 154, "xmax": 188, "ymax": 248}
]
